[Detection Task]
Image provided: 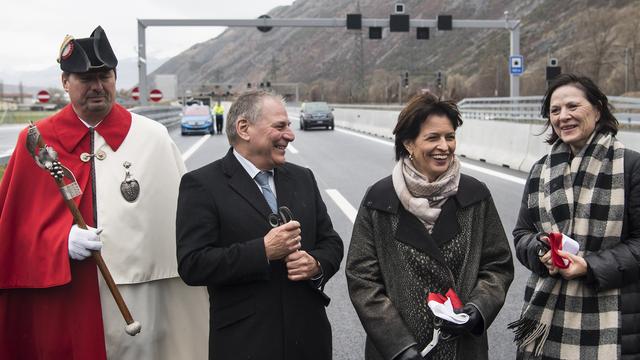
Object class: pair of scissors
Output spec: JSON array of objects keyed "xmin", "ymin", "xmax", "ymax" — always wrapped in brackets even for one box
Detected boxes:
[
  {"xmin": 420, "ymin": 318, "xmax": 452, "ymax": 356},
  {"xmin": 268, "ymin": 206, "xmax": 294, "ymax": 228}
]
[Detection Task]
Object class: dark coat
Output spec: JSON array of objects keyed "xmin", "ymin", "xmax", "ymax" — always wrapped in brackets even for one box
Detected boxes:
[
  {"xmin": 513, "ymin": 149, "xmax": 640, "ymax": 359},
  {"xmin": 176, "ymin": 148, "xmax": 344, "ymax": 360},
  {"xmin": 346, "ymin": 174, "xmax": 514, "ymax": 360}
]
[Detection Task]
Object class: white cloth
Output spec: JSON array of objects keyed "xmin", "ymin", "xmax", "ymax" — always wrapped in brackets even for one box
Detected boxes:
[
  {"xmin": 94, "ymin": 113, "xmax": 186, "ymax": 284},
  {"xmin": 99, "ymin": 277, "xmax": 209, "ymax": 360},
  {"xmin": 93, "ymin": 113, "xmax": 209, "ymax": 359},
  {"xmin": 427, "ymin": 297, "xmax": 470, "ymax": 325}
]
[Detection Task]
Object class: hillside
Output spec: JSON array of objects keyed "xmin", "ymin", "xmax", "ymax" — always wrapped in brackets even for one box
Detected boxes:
[{"xmin": 151, "ymin": 0, "xmax": 640, "ymax": 102}]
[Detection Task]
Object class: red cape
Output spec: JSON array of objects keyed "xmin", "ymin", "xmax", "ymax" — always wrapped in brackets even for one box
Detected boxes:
[{"xmin": 0, "ymin": 104, "xmax": 131, "ymax": 359}]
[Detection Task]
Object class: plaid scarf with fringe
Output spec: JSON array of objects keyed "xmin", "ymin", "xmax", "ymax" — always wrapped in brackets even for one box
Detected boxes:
[{"xmin": 509, "ymin": 131, "xmax": 625, "ymax": 359}]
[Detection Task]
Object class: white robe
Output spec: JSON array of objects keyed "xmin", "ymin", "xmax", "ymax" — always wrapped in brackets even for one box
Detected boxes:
[{"xmin": 93, "ymin": 113, "xmax": 209, "ymax": 359}]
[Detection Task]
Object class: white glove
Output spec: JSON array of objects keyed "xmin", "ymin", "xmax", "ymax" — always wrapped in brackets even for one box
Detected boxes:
[{"xmin": 68, "ymin": 224, "xmax": 103, "ymax": 260}]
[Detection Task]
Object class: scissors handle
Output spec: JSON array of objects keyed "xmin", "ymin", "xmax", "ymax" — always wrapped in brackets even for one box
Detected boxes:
[
  {"xmin": 420, "ymin": 327, "xmax": 440, "ymax": 357},
  {"xmin": 268, "ymin": 206, "xmax": 295, "ymax": 228}
]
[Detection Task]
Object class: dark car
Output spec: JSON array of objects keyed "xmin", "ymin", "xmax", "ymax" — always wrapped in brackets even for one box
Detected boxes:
[
  {"xmin": 181, "ymin": 105, "xmax": 214, "ymax": 135},
  {"xmin": 299, "ymin": 102, "xmax": 334, "ymax": 131}
]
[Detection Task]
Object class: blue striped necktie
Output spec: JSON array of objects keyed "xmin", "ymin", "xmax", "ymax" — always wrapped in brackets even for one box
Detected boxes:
[{"xmin": 254, "ymin": 171, "xmax": 277, "ymax": 213}]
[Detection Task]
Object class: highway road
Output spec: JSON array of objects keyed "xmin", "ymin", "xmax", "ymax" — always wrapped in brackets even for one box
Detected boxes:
[{"xmin": 1, "ymin": 111, "xmax": 530, "ymax": 359}]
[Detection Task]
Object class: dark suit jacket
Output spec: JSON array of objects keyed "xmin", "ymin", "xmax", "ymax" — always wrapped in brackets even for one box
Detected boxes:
[{"xmin": 176, "ymin": 148, "xmax": 344, "ymax": 360}]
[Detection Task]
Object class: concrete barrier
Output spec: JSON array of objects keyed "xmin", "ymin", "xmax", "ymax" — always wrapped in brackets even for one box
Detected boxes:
[{"xmin": 328, "ymin": 104, "xmax": 640, "ymax": 173}]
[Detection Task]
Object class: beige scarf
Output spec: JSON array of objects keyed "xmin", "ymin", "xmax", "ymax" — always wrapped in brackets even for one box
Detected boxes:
[{"xmin": 392, "ymin": 156, "xmax": 461, "ymax": 233}]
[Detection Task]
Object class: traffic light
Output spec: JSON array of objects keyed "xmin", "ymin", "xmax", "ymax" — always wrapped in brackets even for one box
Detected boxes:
[
  {"xmin": 247, "ymin": 83, "xmax": 252, "ymax": 89},
  {"xmin": 369, "ymin": 27, "xmax": 382, "ymax": 39},
  {"xmin": 417, "ymin": 27, "xmax": 430, "ymax": 40},
  {"xmin": 260, "ymin": 82, "xmax": 265, "ymax": 88},
  {"xmin": 437, "ymin": 15, "xmax": 453, "ymax": 30},
  {"xmin": 266, "ymin": 81, "xmax": 271, "ymax": 88},
  {"xmin": 346, "ymin": 14, "xmax": 362, "ymax": 30},
  {"xmin": 389, "ymin": 14, "xmax": 410, "ymax": 32},
  {"xmin": 403, "ymin": 72, "xmax": 409, "ymax": 87},
  {"xmin": 436, "ymin": 71, "xmax": 442, "ymax": 88}
]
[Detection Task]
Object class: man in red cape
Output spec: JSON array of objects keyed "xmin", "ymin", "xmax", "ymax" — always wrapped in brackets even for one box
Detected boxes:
[{"xmin": 0, "ymin": 26, "xmax": 208, "ymax": 359}]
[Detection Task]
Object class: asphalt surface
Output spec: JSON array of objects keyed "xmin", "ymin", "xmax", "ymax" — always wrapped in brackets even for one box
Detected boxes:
[{"xmin": 1, "ymin": 111, "xmax": 530, "ymax": 359}]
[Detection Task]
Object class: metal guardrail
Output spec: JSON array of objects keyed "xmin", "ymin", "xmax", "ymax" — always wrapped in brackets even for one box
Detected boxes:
[
  {"xmin": 129, "ymin": 105, "xmax": 182, "ymax": 128},
  {"xmin": 458, "ymin": 96, "xmax": 640, "ymax": 125}
]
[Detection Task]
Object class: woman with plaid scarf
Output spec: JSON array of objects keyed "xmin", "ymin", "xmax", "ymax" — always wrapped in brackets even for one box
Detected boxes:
[{"xmin": 511, "ymin": 74, "xmax": 640, "ymax": 359}]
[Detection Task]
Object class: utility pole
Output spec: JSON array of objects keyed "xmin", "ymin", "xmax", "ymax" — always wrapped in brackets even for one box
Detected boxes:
[
  {"xmin": 625, "ymin": 47, "xmax": 629, "ymax": 93},
  {"xmin": 269, "ymin": 55, "xmax": 280, "ymax": 82},
  {"xmin": 352, "ymin": 0, "xmax": 365, "ymax": 103},
  {"xmin": 19, "ymin": 81, "xmax": 24, "ymax": 104}
]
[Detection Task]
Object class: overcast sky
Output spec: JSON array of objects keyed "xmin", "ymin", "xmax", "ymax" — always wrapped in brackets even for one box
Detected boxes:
[{"xmin": 0, "ymin": 0, "xmax": 294, "ymax": 73}]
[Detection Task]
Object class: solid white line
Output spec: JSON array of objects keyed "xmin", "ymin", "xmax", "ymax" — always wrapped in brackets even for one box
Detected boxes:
[
  {"xmin": 335, "ymin": 127, "xmax": 527, "ymax": 185},
  {"xmin": 460, "ymin": 162, "xmax": 526, "ymax": 185},
  {"xmin": 335, "ymin": 128, "xmax": 394, "ymax": 147},
  {"xmin": 325, "ymin": 189, "xmax": 357, "ymax": 224},
  {"xmin": 287, "ymin": 144, "xmax": 299, "ymax": 154},
  {"xmin": 182, "ymin": 135, "xmax": 211, "ymax": 161},
  {"xmin": 1, "ymin": 147, "xmax": 14, "ymax": 157}
]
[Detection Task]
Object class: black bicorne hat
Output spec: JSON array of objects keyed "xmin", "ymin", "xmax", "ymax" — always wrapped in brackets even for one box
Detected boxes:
[{"xmin": 57, "ymin": 26, "xmax": 118, "ymax": 73}]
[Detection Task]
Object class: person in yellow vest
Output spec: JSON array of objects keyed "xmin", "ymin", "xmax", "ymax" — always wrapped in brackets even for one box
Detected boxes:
[{"xmin": 213, "ymin": 101, "xmax": 224, "ymax": 134}]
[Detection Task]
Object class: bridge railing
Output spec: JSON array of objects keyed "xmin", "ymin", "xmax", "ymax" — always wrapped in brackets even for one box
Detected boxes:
[
  {"xmin": 457, "ymin": 96, "xmax": 640, "ymax": 124},
  {"xmin": 129, "ymin": 105, "xmax": 182, "ymax": 127}
]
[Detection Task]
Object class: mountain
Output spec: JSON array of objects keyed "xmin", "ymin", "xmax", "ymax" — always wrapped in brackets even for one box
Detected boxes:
[
  {"xmin": 150, "ymin": 0, "xmax": 640, "ymax": 102},
  {"xmin": 0, "ymin": 56, "xmax": 168, "ymax": 91}
]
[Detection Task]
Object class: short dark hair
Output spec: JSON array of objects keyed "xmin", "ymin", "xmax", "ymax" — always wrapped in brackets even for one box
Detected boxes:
[
  {"xmin": 540, "ymin": 73, "xmax": 618, "ymax": 144},
  {"xmin": 393, "ymin": 93, "xmax": 463, "ymax": 161}
]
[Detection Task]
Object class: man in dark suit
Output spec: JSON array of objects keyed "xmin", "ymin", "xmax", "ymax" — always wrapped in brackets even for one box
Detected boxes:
[{"xmin": 176, "ymin": 90, "xmax": 344, "ymax": 360}]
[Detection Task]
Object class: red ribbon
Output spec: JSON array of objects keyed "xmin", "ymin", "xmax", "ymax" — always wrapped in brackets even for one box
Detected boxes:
[
  {"xmin": 427, "ymin": 288, "xmax": 463, "ymax": 311},
  {"xmin": 548, "ymin": 232, "xmax": 570, "ymax": 269}
]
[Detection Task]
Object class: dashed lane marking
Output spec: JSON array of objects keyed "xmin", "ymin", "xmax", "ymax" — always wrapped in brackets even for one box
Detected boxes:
[
  {"xmin": 182, "ymin": 135, "xmax": 211, "ymax": 161},
  {"xmin": 287, "ymin": 144, "xmax": 299, "ymax": 154},
  {"xmin": 325, "ymin": 189, "xmax": 357, "ymax": 224}
]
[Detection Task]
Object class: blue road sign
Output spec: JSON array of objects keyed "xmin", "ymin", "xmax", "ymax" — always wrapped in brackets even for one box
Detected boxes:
[{"xmin": 509, "ymin": 55, "xmax": 524, "ymax": 75}]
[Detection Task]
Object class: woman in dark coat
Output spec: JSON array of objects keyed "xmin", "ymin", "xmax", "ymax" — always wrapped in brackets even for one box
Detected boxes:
[
  {"xmin": 511, "ymin": 73, "xmax": 640, "ymax": 359},
  {"xmin": 346, "ymin": 93, "xmax": 514, "ymax": 360}
]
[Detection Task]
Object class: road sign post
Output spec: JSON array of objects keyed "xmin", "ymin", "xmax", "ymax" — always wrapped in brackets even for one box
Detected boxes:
[
  {"xmin": 149, "ymin": 89, "xmax": 163, "ymax": 102},
  {"xmin": 509, "ymin": 55, "xmax": 524, "ymax": 76},
  {"xmin": 131, "ymin": 87, "xmax": 140, "ymax": 101},
  {"xmin": 37, "ymin": 90, "xmax": 50, "ymax": 103}
]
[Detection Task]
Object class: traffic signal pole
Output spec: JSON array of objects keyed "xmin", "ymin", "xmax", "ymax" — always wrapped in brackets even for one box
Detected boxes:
[{"xmin": 136, "ymin": 14, "xmax": 521, "ymax": 104}]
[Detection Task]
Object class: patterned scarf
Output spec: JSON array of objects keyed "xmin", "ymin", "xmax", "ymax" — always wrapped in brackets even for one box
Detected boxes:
[
  {"xmin": 392, "ymin": 156, "xmax": 460, "ymax": 233},
  {"xmin": 509, "ymin": 131, "xmax": 625, "ymax": 359}
]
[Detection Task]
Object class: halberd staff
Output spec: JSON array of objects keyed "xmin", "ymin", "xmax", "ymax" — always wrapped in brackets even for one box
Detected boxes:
[{"xmin": 26, "ymin": 122, "xmax": 141, "ymax": 336}]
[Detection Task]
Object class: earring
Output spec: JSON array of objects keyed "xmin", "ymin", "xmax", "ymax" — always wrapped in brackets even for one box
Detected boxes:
[{"xmin": 409, "ymin": 152, "xmax": 414, "ymax": 161}]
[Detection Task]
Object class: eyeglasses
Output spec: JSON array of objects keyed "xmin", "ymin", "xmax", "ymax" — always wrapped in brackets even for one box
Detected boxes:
[{"xmin": 268, "ymin": 206, "xmax": 294, "ymax": 228}]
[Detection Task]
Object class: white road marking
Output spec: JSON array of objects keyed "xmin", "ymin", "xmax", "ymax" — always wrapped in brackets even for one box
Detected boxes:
[
  {"xmin": 182, "ymin": 135, "xmax": 210, "ymax": 161},
  {"xmin": 1, "ymin": 147, "xmax": 14, "ymax": 157},
  {"xmin": 335, "ymin": 128, "xmax": 394, "ymax": 147},
  {"xmin": 460, "ymin": 162, "xmax": 526, "ymax": 185},
  {"xmin": 325, "ymin": 189, "xmax": 357, "ymax": 224},
  {"xmin": 335, "ymin": 127, "xmax": 527, "ymax": 185},
  {"xmin": 287, "ymin": 144, "xmax": 299, "ymax": 154}
]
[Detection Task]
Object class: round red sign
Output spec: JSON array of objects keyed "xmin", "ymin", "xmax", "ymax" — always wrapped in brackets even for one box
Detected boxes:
[
  {"xmin": 131, "ymin": 87, "xmax": 140, "ymax": 101},
  {"xmin": 37, "ymin": 90, "xmax": 51, "ymax": 103},
  {"xmin": 149, "ymin": 89, "xmax": 163, "ymax": 102}
]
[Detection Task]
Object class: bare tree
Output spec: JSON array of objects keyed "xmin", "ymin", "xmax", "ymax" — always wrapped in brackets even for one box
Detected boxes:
[
  {"xmin": 620, "ymin": 7, "xmax": 640, "ymax": 92},
  {"xmin": 579, "ymin": 9, "xmax": 618, "ymax": 83}
]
